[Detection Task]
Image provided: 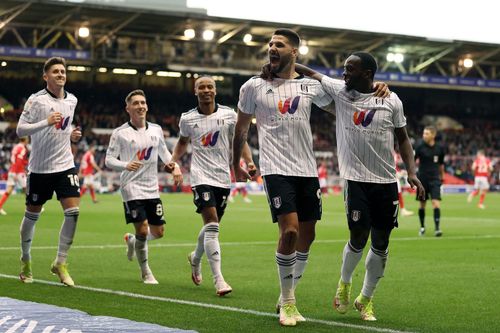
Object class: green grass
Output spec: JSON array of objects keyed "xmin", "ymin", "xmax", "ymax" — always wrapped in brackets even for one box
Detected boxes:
[{"xmin": 0, "ymin": 192, "xmax": 499, "ymax": 332}]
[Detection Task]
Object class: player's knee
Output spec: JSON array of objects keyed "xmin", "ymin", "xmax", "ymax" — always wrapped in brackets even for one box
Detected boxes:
[
  {"xmin": 281, "ymin": 228, "xmax": 298, "ymax": 246},
  {"xmin": 371, "ymin": 232, "xmax": 390, "ymax": 252},
  {"xmin": 350, "ymin": 229, "xmax": 369, "ymax": 249}
]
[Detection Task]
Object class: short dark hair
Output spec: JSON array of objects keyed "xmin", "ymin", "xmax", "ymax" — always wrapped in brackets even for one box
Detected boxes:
[
  {"xmin": 43, "ymin": 57, "xmax": 66, "ymax": 73},
  {"xmin": 125, "ymin": 89, "xmax": 146, "ymax": 104},
  {"xmin": 424, "ymin": 125, "xmax": 437, "ymax": 134},
  {"xmin": 351, "ymin": 52, "xmax": 378, "ymax": 79},
  {"xmin": 273, "ymin": 28, "xmax": 300, "ymax": 47}
]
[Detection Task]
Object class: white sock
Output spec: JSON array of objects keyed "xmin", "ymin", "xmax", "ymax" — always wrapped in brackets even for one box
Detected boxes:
[
  {"xmin": 20, "ymin": 211, "xmax": 40, "ymax": 262},
  {"xmin": 135, "ymin": 235, "xmax": 150, "ymax": 275},
  {"xmin": 56, "ymin": 207, "xmax": 79, "ymax": 264},
  {"xmin": 341, "ymin": 241, "xmax": 363, "ymax": 283},
  {"xmin": 193, "ymin": 224, "xmax": 207, "ymax": 263},
  {"xmin": 204, "ymin": 222, "xmax": 222, "ymax": 281},
  {"xmin": 361, "ymin": 247, "xmax": 388, "ymax": 298},
  {"xmin": 276, "ymin": 252, "xmax": 296, "ymax": 304},
  {"xmin": 293, "ymin": 251, "xmax": 309, "ymax": 291}
]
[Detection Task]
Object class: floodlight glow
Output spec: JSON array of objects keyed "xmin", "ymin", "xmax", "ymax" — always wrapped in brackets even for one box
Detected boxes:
[
  {"xmin": 394, "ymin": 53, "xmax": 404, "ymax": 63},
  {"xmin": 299, "ymin": 45, "xmax": 309, "ymax": 55},
  {"xmin": 463, "ymin": 58, "xmax": 473, "ymax": 68},
  {"xmin": 243, "ymin": 33, "xmax": 252, "ymax": 43},
  {"xmin": 184, "ymin": 29, "xmax": 195, "ymax": 39},
  {"xmin": 157, "ymin": 71, "xmax": 182, "ymax": 77},
  {"xmin": 386, "ymin": 53, "xmax": 395, "ymax": 62},
  {"xmin": 78, "ymin": 26, "xmax": 90, "ymax": 38},
  {"xmin": 98, "ymin": 67, "xmax": 107, "ymax": 73},
  {"xmin": 68, "ymin": 65, "xmax": 87, "ymax": 72},
  {"xmin": 145, "ymin": 70, "xmax": 153, "ymax": 75},
  {"xmin": 1, "ymin": 61, "xmax": 6, "ymax": 67},
  {"xmin": 202, "ymin": 29, "xmax": 214, "ymax": 41},
  {"xmin": 112, "ymin": 68, "xmax": 137, "ymax": 75}
]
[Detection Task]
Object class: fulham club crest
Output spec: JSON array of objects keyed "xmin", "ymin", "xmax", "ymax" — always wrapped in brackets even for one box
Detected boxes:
[
  {"xmin": 202, "ymin": 192, "xmax": 210, "ymax": 201},
  {"xmin": 272, "ymin": 196, "xmax": 282, "ymax": 209},
  {"xmin": 351, "ymin": 210, "xmax": 361, "ymax": 222}
]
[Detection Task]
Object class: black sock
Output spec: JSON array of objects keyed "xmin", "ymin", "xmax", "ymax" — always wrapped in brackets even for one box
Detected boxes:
[
  {"xmin": 434, "ymin": 208, "xmax": 441, "ymax": 230},
  {"xmin": 418, "ymin": 208, "xmax": 425, "ymax": 228}
]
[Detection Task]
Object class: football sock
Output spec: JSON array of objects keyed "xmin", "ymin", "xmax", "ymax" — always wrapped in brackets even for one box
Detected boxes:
[
  {"xmin": 193, "ymin": 224, "xmax": 207, "ymax": 262},
  {"xmin": 276, "ymin": 252, "xmax": 296, "ymax": 304},
  {"xmin": 479, "ymin": 193, "xmax": 485, "ymax": 205},
  {"xmin": 80, "ymin": 186, "xmax": 87, "ymax": 196},
  {"xmin": 89, "ymin": 188, "xmax": 96, "ymax": 201},
  {"xmin": 293, "ymin": 251, "xmax": 309, "ymax": 291},
  {"xmin": 135, "ymin": 234, "xmax": 149, "ymax": 274},
  {"xmin": 20, "ymin": 210, "xmax": 40, "ymax": 262},
  {"xmin": 56, "ymin": 207, "xmax": 79, "ymax": 264},
  {"xmin": 398, "ymin": 192, "xmax": 404, "ymax": 209},
  {"xmin": 204, "ymin": 222, "xmax": 222, "ymax": 281},
  {"xmin": 433, "ymin": 208, "xmax": 441, "ymax": 230},
  {"xmin": 0, "ymin": 192, "xmax": 10, "ymax": 209},
  {"xmin": 418, "ymin": 208, "xmax": 425, "ymax": 228},
  {"xmin": 361, "ymin": 247, "xmax": 388, "ymax": 298},
  {"xmin": 341, "ymin": 241, "xmax": 363, "ymax": 283}
]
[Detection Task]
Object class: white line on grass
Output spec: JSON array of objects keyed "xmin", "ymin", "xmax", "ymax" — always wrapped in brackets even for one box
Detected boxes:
[
  {"xmin": 0, "ymin": 234, "xmax": 498, "ymax": 251},
  {"xmin": 0, "ymin": 273, "xmax": 414, "ymax": 333}
]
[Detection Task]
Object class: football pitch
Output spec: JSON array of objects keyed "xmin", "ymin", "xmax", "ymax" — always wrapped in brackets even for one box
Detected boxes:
[{"xmin": 0, "ymin": 192, "xmax": 499, "ymax": 333}]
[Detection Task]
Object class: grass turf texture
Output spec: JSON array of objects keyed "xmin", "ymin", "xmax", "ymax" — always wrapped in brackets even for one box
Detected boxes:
[{"xmin": 0, "ymin": 192, "xmax": 498, "ymax": 332}]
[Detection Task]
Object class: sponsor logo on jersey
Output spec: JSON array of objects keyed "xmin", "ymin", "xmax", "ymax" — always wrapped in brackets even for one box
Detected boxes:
[
  {"xmin": 353, "ymin": 109, "xmax": 376, "ymax": 127},
  {"xmin": 278, "ymin": 96, "xmax": 300, "ymax": 114},
  {"xmin": 266, "ymin": 88, "xmax": 274, "ymax": 95},
  {"xmin": 136, "ymin": 147, "xmax": 153, "ymax": 161},
  {"xmin": 55, "ymin": 117, "xmax": 70, "ymax": 130},
  {"xmin": 201, "ymin": 131, "xmax": 220, "ymax": 147}
]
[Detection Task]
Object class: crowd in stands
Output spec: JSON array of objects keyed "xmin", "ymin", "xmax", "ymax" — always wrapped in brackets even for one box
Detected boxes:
[{"xmin": 0, "ymin": 78, "xmax": 498, "ymax": 187}]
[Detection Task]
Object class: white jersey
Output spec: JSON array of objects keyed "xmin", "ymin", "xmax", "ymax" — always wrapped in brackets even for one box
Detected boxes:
[
  {"xmin": 19, "ymin": 89, "xmax": 77, "ymax": 173},
  {"xmin": 179, "ymin": 104, "xmax": 236, "ymax": 188},
  {"xmin": 321, "ymin": 76, "xmax": 406, "ymax": 183},
  {"xmin": 105, "ymin": 122, "xmax": 172, "ymax": 202},
  {"xmin": 238, "ymin": 76, "xmax": 332, "ymax": 177}
]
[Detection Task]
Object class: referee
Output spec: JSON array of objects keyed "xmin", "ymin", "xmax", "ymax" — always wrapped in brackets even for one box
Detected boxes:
[{"xmin": 415, "ymin": 126, "xmax": 445, "ymax": 236}]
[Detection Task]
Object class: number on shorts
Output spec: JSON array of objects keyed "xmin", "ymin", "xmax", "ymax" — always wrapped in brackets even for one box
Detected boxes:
[
  {"xmin": 156, "ymin": 203, "xmax": 163, "ymax": 216},
  {"xmin": 67, "ymin": 174, "xmax": 80, "ymax": 187}
]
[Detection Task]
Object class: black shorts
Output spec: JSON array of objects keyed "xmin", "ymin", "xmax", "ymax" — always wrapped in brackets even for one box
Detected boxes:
[
  {"xmin": 123, "ymin": 198, "xmax": 165, "ymax": 225},
  {"xmin": 263, "ymin": 175, "xmax": 321, "ymax": 223},
  {"xmin": 192, "ymin": 185, "xmax": 230, "ymax": 219},
  {"xmin": 26, "ymin": 168, "xmax": 80, "ymax": 206},
  {"xmin": 344, "ymin": 180, "xmax": 399, "ymax": 230},
  {"xmin": 417, "ymin": 178, "xmax": 441, "ymax": 201}
]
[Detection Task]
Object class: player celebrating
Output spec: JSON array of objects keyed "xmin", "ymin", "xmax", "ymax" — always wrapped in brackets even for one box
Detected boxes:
[
  {"xmin": 467, "ymin": 150, "xmax": 493, "ymax": 209},
  {"xmin": 171, "ymin": 76, "xmax": 254, "ymax": 296},
  {"xmin": 0, "ymin": 137, "xmax": 29, "ymax": 215},
  {"xmin": 16, "ymin": 56, "xmax": 82, "ymax": 286},
  {"xmin": 105, "ymin": 89, "xmax": 182, "ymax": 284},
  {"xmin": 79, "ymin": 144, "xmax": 102, "ymax": 203}
]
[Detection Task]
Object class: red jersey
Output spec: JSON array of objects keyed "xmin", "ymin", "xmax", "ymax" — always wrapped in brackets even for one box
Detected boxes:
[
  {"xmin": 9, "ymin": 143, "xmax": 28, "ymax": 173},
  {"xmin": 318, "ymin": 165, "xmax": 327, "ymax": 180},
  {"xmin": 473, "ymin": 157, "xmax": 491, "ymax": 177},
  {"xmin": 80, "ymin": 151, "xmax": 96, "ymax": 176},
  {"xmin": 393, "ymin": 152, "xmax": 404, "ymax": 172}
]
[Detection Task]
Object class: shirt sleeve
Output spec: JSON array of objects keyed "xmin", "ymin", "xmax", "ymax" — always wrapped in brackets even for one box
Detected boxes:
[
  {"xmin": 105, "ymin": 131, "xmax": 128, "ymax": 171},
  {"xmin": 16, "ymin": 96, "xmax": 50, "ymax": 137},
  {"xmin": 158, "ymin": 129, "xmax": 173, "ymax": 164},
  {"xmin": 237, "ymin": 79, "xmax": 257, "ymax": 115},
  {"xmin": 311, "ymin": 80, "xmax": 333, "ymax": 108},
  {"xmin": 320, "ymin": 76, "xmax": 345, "ymax": 98},
  {"xmin": 178, "ymin": 115, "xmax": 189, "ymax": 138},
  {"xmin": 391, "ymin": 94, "xmax": 407, "ymax": 128}
]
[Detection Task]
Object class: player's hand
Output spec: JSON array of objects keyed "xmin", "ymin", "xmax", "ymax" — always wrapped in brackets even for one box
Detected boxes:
[
  {"xmin": 164, "ymin": 162, "xmax": 176, "ymax": 173},
  {"xmin": 47, "ymin": 112, "xmax": 63, "ymax": 125},
  {"xmin": 247, "ymin": 162, "xmax": 257, "ymax": 178},
  {"xmin": 234, "ymin": 165, "xmax": 252, "ymax": 182},
  {"xmin": 408, "ymin": 173, "xmax": 425, "ymax": 200},
  {"xmin": 71, "ymin": 126, "xmax": 82, "ymax": 143},
  {"xmin": 373, "ymin": 82, "xmax": 390, "ymax": 98},
  {"xmin": 126, "ymin": 161, "xmax": 143, "ymax": 172},
  {"xmin": 170, "ymin": 164, "xmax": 183, "ymax": 186}
]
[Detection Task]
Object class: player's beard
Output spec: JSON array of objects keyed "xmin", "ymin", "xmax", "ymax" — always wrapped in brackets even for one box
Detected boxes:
[{"xmin": 270, "ymin": 53, "xmax": 292, "ymax": 74}]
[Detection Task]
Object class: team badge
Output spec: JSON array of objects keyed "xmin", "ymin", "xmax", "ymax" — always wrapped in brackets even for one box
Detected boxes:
[
  {"xmin": 272, "ymin": 196, "xmax": 282, "ymax": 209},
  {"xmin": 351, "ymin": 210, "xmax": 361, "ymax": 222},
  {"xmin": 131, "ymin": 210, "xmax": 138, "ymax": 219},
  {"xmin": 32, "ymin": 194, "xmax": 38, "ymax": 202},
  {"xmin": 202, "ymin": 192, "xmax": 210, "ymax": 201}
]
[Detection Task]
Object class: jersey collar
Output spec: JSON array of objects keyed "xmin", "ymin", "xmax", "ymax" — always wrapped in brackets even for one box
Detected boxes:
[
  {"xmin": 45, "ymin": 88, "xmax": 67, "ymax": 99},
  {"xmin": 197, "ymin": 103, "xmax": 219, "ymax": 114},
  {"xmin": 128, "ymin": 121, "xmax": 149, "ymax": 131}
]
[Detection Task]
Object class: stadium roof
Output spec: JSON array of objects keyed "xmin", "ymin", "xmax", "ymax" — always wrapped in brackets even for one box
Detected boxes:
[{"xmin": 1, "ymin": 0, "xmax": 500, "ymax": 87}]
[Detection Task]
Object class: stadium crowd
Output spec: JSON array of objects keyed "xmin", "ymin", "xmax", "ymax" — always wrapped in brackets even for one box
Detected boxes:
[{"xmin": 0, "ymin": 78, "xmax": 498, "ymax": 186}]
